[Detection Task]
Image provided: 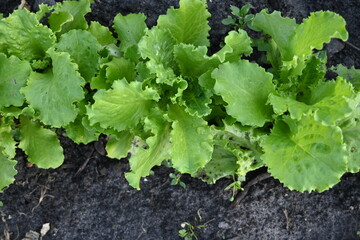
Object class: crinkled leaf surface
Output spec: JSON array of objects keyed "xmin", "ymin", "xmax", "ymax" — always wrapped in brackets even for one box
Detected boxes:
[
  {"xmin": 0, "ymin": 54, "xmax": 31, "ymax": 108},
  {"xmin": 307, "ymin": 77, "xmax": 355, "ymax": 124},
  {"xmin": 290, "ymin": 11, "xmax": 348, "ymax": 60},
  {"xmin": 261, "ymin": 115, "xmax": 348, "ymax": 192},
  {"xmin": 174, "ymin": 44, "xmax": 220, "ymax": 78},
  {"xmin": 113, "ymin": 13, "xmax": 147, "ymax": 52},
  {"xmin": 233, "ymin": 148, "xmax": 262, "ymax": 178},
  {"xmin": 168, "ymin": 104, "xmax": 213, "ymax": 173},
  {"xmin": 91, "ymin": 57, "xmax": 136, "ymax": 90},
  {"xmin": 0, "ymin": 119, "xmax": 16, "ymax": 159},
  {"xmin": 89, "ymin": 21, "xmax": 116, "ymax": 46},
  {"xmin": 178, "ymin": 81, "xmax": 212, "ymax": 117},
  {"xmin": 106, "ymin": 131, "xmax": 134, "ymax": 159},
  {"xmin": 212, "ymin": 60, "xmax": 275, "ymax": 127},
  {"xmin": 0, "ymin": 152, "xmax": 17, "ymax": 192},
  {"xmin": 0, "ymin": 9, "xmax": 55, "ymax": 61},
  {"xmin": 50, "ymin": 0, "xmax": 92, "ymax": 33},
  {"xmin": 341, "ymin": 96, "xmax": 360, "ymax": 173},
  {"xmin": 88, "ymin": 79, "xmax": 159, "ymax": 132},
  {"xmin": 268, "ymin": 94, "xmax": 310, "ymax": 119},
  {"xmin": 332, "ymin": 64, "xmax": 360, "ymax": 91},
  {"xmin": 342, "ymin": 119, "xmax": 360, "ymax": 173},
  {"xmin": 138, "ymin": 29, "xmax": 175, "ymax": 62},
  {"xmin": 296, "ymin": 54, "xmax": 326, "ymax": 94},
  {"xmin": 48, "ymin": 11, "xmax": 73, "ymax": 33},
  {"xmin": 269, "ymin": 77, "xmax": 354, "ymax": 124},
  {"xmin": 174, "ymin": 30, "xmax": 252, "ymax": 79},
  {"xmin": 56, "ymin": 29, "xmax": 101, "ymax": 81},
  {"xmin": 252, "ymin": 10, "xmax": 348, "ymax": 62},
  {"xmin": 35, "ymin": 3, "xmax": 53, "ymax": 21},
  {"xmin": 157, "ymin": 0, "xmax": 211, "ymax": 47},
  {"xmin": 197, "ymin": 145, "xmax": 238, "ymax": 184},
  {"xmin": 125, "ymin": 113, "xmax": 171, "ymax": 189},
  {"xmin": 215, "ymin": 29, "xmax": 253, "ymax": 62},
  {"xmin": 138, "ymin": 27, "xmax": 177, "ymax": 83},
  {"xmin": 19, "ymin": 116, "xmax": 64, "ymax": 169},
  {"xmin": 65, "ymin": 114, "xmax": 100, "ymax": 144},
  {"xmin": 251, "ymin": 10, "xmax": 296, "ymax": 58},
  {"xmin": 105, "ymin": 58, "xmax": 136, "ymax": 84},
  {"xmin": 22, "ymin": 49, "xmax": 85, "ymax": 127}
]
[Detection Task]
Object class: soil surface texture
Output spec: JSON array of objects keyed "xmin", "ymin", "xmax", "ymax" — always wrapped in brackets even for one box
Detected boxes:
[{"xmin": 0, "ymin": 0, "xmax": 359, "ymax": 239}]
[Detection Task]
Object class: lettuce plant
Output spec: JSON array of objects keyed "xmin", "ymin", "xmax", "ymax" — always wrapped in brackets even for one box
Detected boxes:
[{"xmin": 0, "ymin": 0, "xmax": 358, "ymax": 194}]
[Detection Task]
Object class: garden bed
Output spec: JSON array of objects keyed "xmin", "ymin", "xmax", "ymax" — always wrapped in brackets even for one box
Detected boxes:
[{"xmin": 0, "ymin": 0, "xmax": 359, "ymax": 239}]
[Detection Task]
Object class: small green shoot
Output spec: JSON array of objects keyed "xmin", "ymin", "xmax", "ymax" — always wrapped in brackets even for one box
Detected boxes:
[
  {"xmin": 179, "ymin": 209, "xmax": 215, "ymax": 240},
  {"xmin": 169, "ymin": 172, "xmax": 186, "ymax": 189},
  {"xmin": 221, "ymin": 3, "xmax": 254, "ymax": 29},
  {"xmin": 225, "ymin": 176, "xmax": 243, "ymax": 201},
  {"xmin": 179, "ymin": 222, "xmax": 207, "ymax": 240}
]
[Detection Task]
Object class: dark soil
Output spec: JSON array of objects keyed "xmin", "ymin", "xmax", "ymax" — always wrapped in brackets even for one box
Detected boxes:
[{"xmin": 1, "ymin": 0, "xmax": 360, "ymax": 239}]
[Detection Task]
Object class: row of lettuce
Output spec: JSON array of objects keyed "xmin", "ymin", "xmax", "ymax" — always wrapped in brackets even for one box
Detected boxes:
[{"xmin": 0, "ymin": 0, "xmax": 358, "ymax": 193}]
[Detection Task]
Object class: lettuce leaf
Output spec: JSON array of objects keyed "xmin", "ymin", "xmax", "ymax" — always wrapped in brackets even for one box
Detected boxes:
[
  {"xmin": 88, "ymin": 79, "xmax": 159, "ymax": 132},
  {"xmin": 22, "ymin": 48, "xmax": 85, "ymax": 127},
  {"xmin": 56, "ymin": 29, "xmax": 101, "ymax": 81},
  {"xmin": 212, "ymin": 60, "xmax": 275, "ymax": 127},
  {"xmin": 157, "ymin": 0, "xmax": 211, "ymax": 47},
  {"xmin": 262, "ymin": 115, "xmax": 348, "ymax": 192},
  {"xmin": 0, "ymin": 54, "xmax": 31, "ymax": 108},
  {"xmin": 125, "ymin": 112, "xmax": 171, "ymax": 189},
  {"xmin": 167, "ymin": 104, "xmax": 213, "ymax": 173},
  {"xmin": 19, "ymin": 116, "xmax": 64, "ymax": 169},
  {"xmin": 0, "ymin": 9, "xmax": 55, "ymax": 61}
]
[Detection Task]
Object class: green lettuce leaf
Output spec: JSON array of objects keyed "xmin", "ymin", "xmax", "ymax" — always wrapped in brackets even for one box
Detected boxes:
[
  {"xmin": 64, "ymin": 101, "xmax": 101, "ymax": 145},
  {"xmin": 251, "ymin": 10, "xmax": 296, "ymax": 58},
  {"xmin": 212, "ymin": 60, "xmax": 275, "ymax": 127},
  {"xmin": 196, "ymin": 145, "xmax": 238, "ymax": 184},
  {"xmin": 157, "ymin": 0, "xmax": 211, "ymax": 47},
  {"xmin": 340, "ymin": 94, "xmax": 360, "ymax": 173},
  {"xmin": 65, "ymin": 115, "xmax": 100, "ymax": 144},
  {"xmin": 174, "ymin": 30, "xmax": 252, "ymax": 79},
  {"xmin": 22, "ymin": 48, "xmax": 85, "ymax": 127},
  {"xmin": 0, "ymin": 152, "xmax": 17, "ymax": 192},
  {"xmin": 332, "ymin": 64, "xmax": 360, "ymax": 92},
  {"xmin": 269, "ymin": 77, "xmax": 355, "ymax": 124},
  {"xmin": 167, "ymin": 104, "xmax": 213, "ymax": 173},
  {"xmin": 88, "ymin": 79, "xmax": 159, "ymax": 132},
  {"xmin": 0, "ymin": 118, "xmax": 16, "ymax": 159},
  {"xmin": 174, "ymin": 44, "xmax": 220, "ymax": 78},
  {"xmin": 290, "ymin": 11, "xmax": 348, "ymax": 60},
  {"xmin": 138, "ymin": 27, "xmax": 177, "ymax": 84},
  {"xmin": 48, "ymin": 11, "xmax": 73, "ymax": 33},
  {"xmin": 89, "ymin": 21, "xmax": 116, "ymax": 46},
  {"xmin": 19, "ymin": 116, "xmax": 64, "ymax": 168},
  {"xmin": 49, "ymin": 0, "xmax": 93, "ymax": 34},
  {"xmin": 113, "ymin": 13, "xmax": 147, "ymax": 53},
  {"xmin": 296, "ymin": 54, "xmax": 327, "ymax": 96},
  {"xmin": 90, "ymin": 57, "xmax": 136, "ymax": 90},
  {"xmin": 0, "ymin": 9, "xmax": 55, "ymax": 61},
  {"xmin": 261, "ymin": 115, "xmax": 348, "ymax": 192},
  {"xmin": 56, "ymin": 29, "xmax": 101, "ymax": 81},
  {"xmin": 215, "ymin": 29, "xmax": 253, "ymax": 62},
  {"xmin": 106, "ymin": 131, "xmax": 134, "ymax": 159},
  {"xmin": 252, "ymin": 10, "xmax": 348, "ymax": 61},
  {"xmin": 251, "ymin": 10, "xmax": 348, "ymax": 77},
  {"xmin": 0, "ymin": 54, "xmax": 31, "ymax": 108},
  {"xmin": 178, "ymin": 81, "xmax": 212, "ymax": 117},
  {"xmin": 342, "ymin": 119, "xmax": 360, "ymax": 173},
  {"xmin": 125, "ymin": 112, "xmax": 171, "ymax": 189}
]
